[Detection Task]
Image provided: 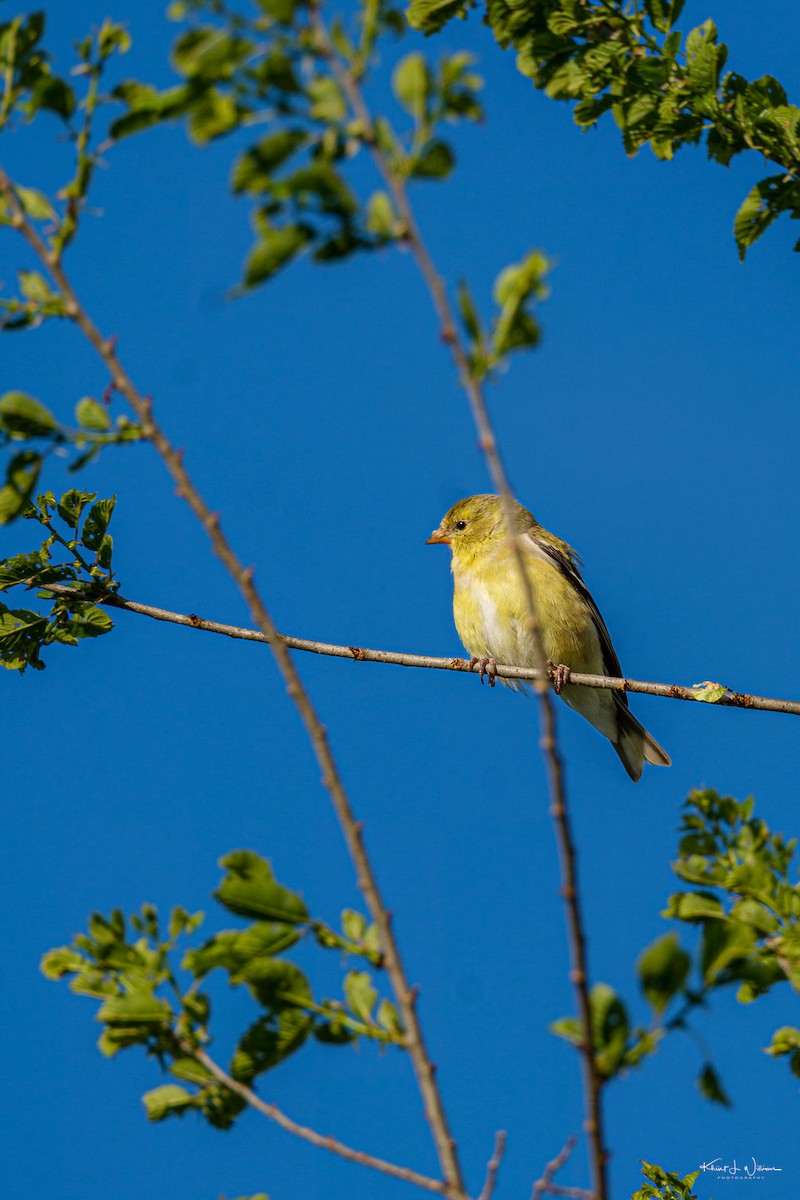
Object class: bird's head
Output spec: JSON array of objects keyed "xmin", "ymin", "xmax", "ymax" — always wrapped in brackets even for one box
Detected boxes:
[{"xmin": 426, "ymin": 494, "xmax": 536, "ymax": 562}]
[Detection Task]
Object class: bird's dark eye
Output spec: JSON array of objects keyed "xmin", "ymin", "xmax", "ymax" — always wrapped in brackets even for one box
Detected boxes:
[{"xmin": 454, "ymin": 520, "xmax": 468, "ymax": 531}]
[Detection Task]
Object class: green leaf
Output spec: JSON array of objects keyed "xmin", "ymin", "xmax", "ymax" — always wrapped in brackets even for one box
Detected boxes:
[
  {"xmin": 0, "ymin": 391, "xmax": 59, "ymax": 437},
  {"xmin": 341, "ymin": 909, "xmax": 367, "ymax": 942},
  {"xmin": 31, "ymin": 75, "xmax": 76, "ymax": 120},
  {"xmin": 638, "ymin": 933, "xmax": 690, "ymax": 1016},
  {"xmin": 550, "ymin": 1015, "xmax": 583, "ymax": 1046},
  {"xmin": 691, "ymin": 680, "xmax": 727, "ymax": 703},
  {"xmin": 393, "ymin": 53, "xmax": 431, "ymax": 119},
  {"xmin": 76, "ymin": 397, "xmax": 111, "ymax": 431},
  {"xmin": 97, "ymin": 991, "xmax": 172, "ymax": 1024},
  {"xmin": 235, "ymin": 957, "xmax": 312, "ymax": 1010},
  {"xmin": 766, "ymin": 1025, "xmax": 800, "ymax": 1064},
  {"xmin": 697, "ymin": 1061, "xmax": 731, "ymax": 1107},
  {"xmin": 40, "ymin": 946, "xmax": 86, "ymax": 979},
  {"xmin": 143, "ymin": 1083, "xmax": 195, "ymax": 1121},
  {"xmin": 183, "ymin": 921, "xmax": 301, "ymax": 978},
  {"xmin": 377, "ymin": 998, "xmax": 402, "ymax": 1036},
  {"xmin": 410, "ymin": 139, "xmax": 454, "ymax": 179},
  {"xmin": 18, "ymin": 271, "xmax": 54, "ymax": 302},
  {"xmin": 57, "ymin": 488, "xmax": 95, "ymax": 529},
  {"xmin": 82, "ymin": 496, "xmax": 116, "ymax": 550},
  {"xmin": 701, "ymin": 919, "xmax": 757, "ymax": 985},
  {"xmin": 256, "ymin": 0, "xmax": 299, "ymax": 24},
  {"xmin": 15, "ymin": 186, "xmax": 56, "ymax": 222},
  {"xmin": 590, "ymin": 982, "xmax": 630, "ymax": 1078},
  {"xmin": 231, "ymin": 130, "xmax": 307, "ymax": 195},
  {"xmin": 97, "ymin": 534, "xmax": 113, "ymax": 570},
  {"xmin": 0, "ymin": 450, "xmax": 42, "ymax": 524},
  {"xmin": 172, "ymin": 28, "xmax": 252, "ymax": 81},
  {"xmin": 215, "ymin": 851, "xmax": 310, "ymax": 923},
  {"xmin": 733, "ymin": 175, "xmax": 799, "ymax": 261},
  {"xmin": 187, "ymin": 88, "xmax": 240, "ymax": 144},
  {"xmin": 366, "ymin": 191, "xmax": 398, "ymax": 237},
  {"xmin": 491, "ymin": 250, "xmax": 550, "ymax": 360},
  {"xmin": 344, "ymin": 970, "xmax": 377, "ymax": 1022},
  {"xmin": 457, "ymin": 280, "xmax": 484, "ymax": 344},
  {"xmin": 0, "ymin": 602, "xmax": 48, "ymax": 670},
  {"xmin": 62, "ymin": 604, "xmax": 114, "ymax": 639},
  {"xmin": 242, "ymin": 224, "xmax": 313, "ymax": 288},
  {"xmin": 662, "ymin": 891, "xmax": 725, "ymax": 922},
  {"xmin": 230, "ymin": 1009, "xmax": 313, "ymax": 1082},
  {"xmin": 169, "ymin": 1056, "xmax": 213, "ymax": 1085},
  {"xmin": 407, "ymin": 0, "xmax": 469, "ymax": 35},
  {"xmin": 308, "ymin": 77, "xmax": 347, "ymax": 124},
  {"xmin": 98, "ymin": 19, "xmax": 132, "ymax": 59}
]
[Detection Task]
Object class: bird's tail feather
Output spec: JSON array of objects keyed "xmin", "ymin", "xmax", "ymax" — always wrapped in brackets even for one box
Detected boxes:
[{"xmin": 613, "ymin": 696, "xmax": 671, "ymax": 782}]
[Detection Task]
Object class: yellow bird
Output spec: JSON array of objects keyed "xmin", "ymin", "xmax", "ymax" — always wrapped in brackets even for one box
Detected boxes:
[{"xmin": 426, "ymin": 494, "xmax": 670, "ymax": 782}]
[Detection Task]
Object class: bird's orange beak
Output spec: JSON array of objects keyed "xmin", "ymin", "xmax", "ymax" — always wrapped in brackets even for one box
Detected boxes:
[{"xmin": 425, "ymin": 526, "xmax": 450, "ymax": 545}]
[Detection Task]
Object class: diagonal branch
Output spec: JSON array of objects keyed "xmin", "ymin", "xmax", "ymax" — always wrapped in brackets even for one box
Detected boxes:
[
  {"xmin": 181, "ymin": 1043, "xmax": 448, "ymax": 1195},
  {"xmin": 0, "ymin": 164, "xmax": 467, "ymax": 1200},
  {"xmin": 309, "ymin": 14, "xmax": 608, "ymax": 1198},
  {"xmin": 33, "ymin": 583, "xmax": 800, "ymax": 716}
]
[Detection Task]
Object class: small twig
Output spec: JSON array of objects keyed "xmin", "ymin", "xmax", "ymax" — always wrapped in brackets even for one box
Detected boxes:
[
  {"xmin": 477, "ymin": 1131, "xmax": 507, "ymax": 1200},
  {"xmin": 531, "ymin": 1137, "xmax": 583, "ymax": 1200},
  {"xmin": 182, "ymin": 1043, "xmax": 448, "ymax": 1195},
  {"xmin": 0, "ymin": 163, "xmax": 466, "ymax": 1200},
  {"xmin": 543, "ymin": 1188, "xmax": 594, "ymax": 1200},
  {"xmin": 30, "ymin": 585, "xmax": 800, "ymax": 717}
]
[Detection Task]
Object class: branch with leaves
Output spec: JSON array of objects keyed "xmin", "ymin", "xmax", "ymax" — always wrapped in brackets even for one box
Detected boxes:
[
  {"xmin": 0, "ymin": 13, "xmax": 469, "ymax": 1197},
  {"xmin": 407, "ymin": 0, "xmax": 800, "ymax": 261},
  {"xmin": 42, "ymin": 852, "xmax": 451, "ymax": 1195}
]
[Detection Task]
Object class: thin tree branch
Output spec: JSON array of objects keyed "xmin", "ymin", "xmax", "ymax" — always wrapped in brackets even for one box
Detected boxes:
[
  {"xmin": 182, "ymin": 1043, "xmax": 448, "ymax": 1195},
  {"xmin": 531, "ymin": 1137, "xmax": 584, "ymax": 1200},
  {"xmin": 308, "ymin": 16, "xmax": 608, "ymax": 1198},
  {"xmin": 0, "ymin": 165, "xmax": 467, "ymax": 1200},
  {"xmin": 543, "ymin": 1188, "xmax": 594, "ymax": 1200},
  {"xmin": 34, "ymin": 584, "xmax": 800, "ymax": 717},
  {"xmin": 477, "ymin": 1131, "xmax": 507, "ymax": 1200}
]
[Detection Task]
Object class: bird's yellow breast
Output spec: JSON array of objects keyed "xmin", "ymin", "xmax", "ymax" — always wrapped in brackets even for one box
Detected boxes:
[{"xmin": 451, "ymin": 542, "xmax": 603, "ymax": 672}]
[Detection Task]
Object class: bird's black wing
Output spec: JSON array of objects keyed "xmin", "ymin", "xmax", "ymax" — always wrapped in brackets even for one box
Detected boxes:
[{"xmin": 526, "ymin": 530, "xmax": 630, "ymax": 710}]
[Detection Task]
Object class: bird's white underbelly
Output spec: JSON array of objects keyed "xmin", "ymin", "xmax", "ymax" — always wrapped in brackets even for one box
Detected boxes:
[
  {"xmin": 466, "ymin": 577, "xmax": 529, "ymax": 664},
  {"xmin": 474, "ymin": 582, "xmax": 504, "ymax": 653}
]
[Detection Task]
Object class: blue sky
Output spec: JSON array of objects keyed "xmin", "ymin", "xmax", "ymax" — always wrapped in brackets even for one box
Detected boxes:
[{"xmin": 2, "ymin": 2, "xmax": 800, "ymax": 1198}]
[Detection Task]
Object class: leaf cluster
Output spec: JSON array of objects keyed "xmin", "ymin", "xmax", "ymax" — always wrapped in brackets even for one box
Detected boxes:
[
  {"xmin": 108, "ymin": 1, "xmax": 483, "ymax": 285},
  {"xmin": 0, "ymin": 11, "xmax": 76, "ymax": 132},
  {"xmin": 550, "ymin": 912, "xmax": 732, "ymax": 1101},
  {"xmin": 407, "ymin": 0, "xmax": 800, "ymax": 258},
  {"xmin": 666, "ymin": 790, "xmax": 799, "ymax": 1001},
  {"xmin": 0, "ymin": 16, "xmax": 132, "ymax": 256},
  {"xmin": 0, "ymin": 488, "xmax": 118, "ymax": 672},
  {"xmin": 42, "ymin": 851, "xmax": 403, "ymax": 1131},
  {"xmin": 664, "ymin": 789, "xmax": 800, "ymax": 1080},
  {"xmin": 457, "ymin": 250, "xmax": 550, "ymax": 378},
  {"xmin": 633, "ymin": 1162, "xmax": 699, "ymax": 1200},
  {"xmin": 0, "ymin": 392, "xmax": 143, "ymax": 519}
]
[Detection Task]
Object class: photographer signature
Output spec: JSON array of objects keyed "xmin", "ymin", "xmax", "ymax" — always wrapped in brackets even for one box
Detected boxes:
[{"xmin": 698, "ymin": 1157, "xmax": 782, "ymax": 1178}]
